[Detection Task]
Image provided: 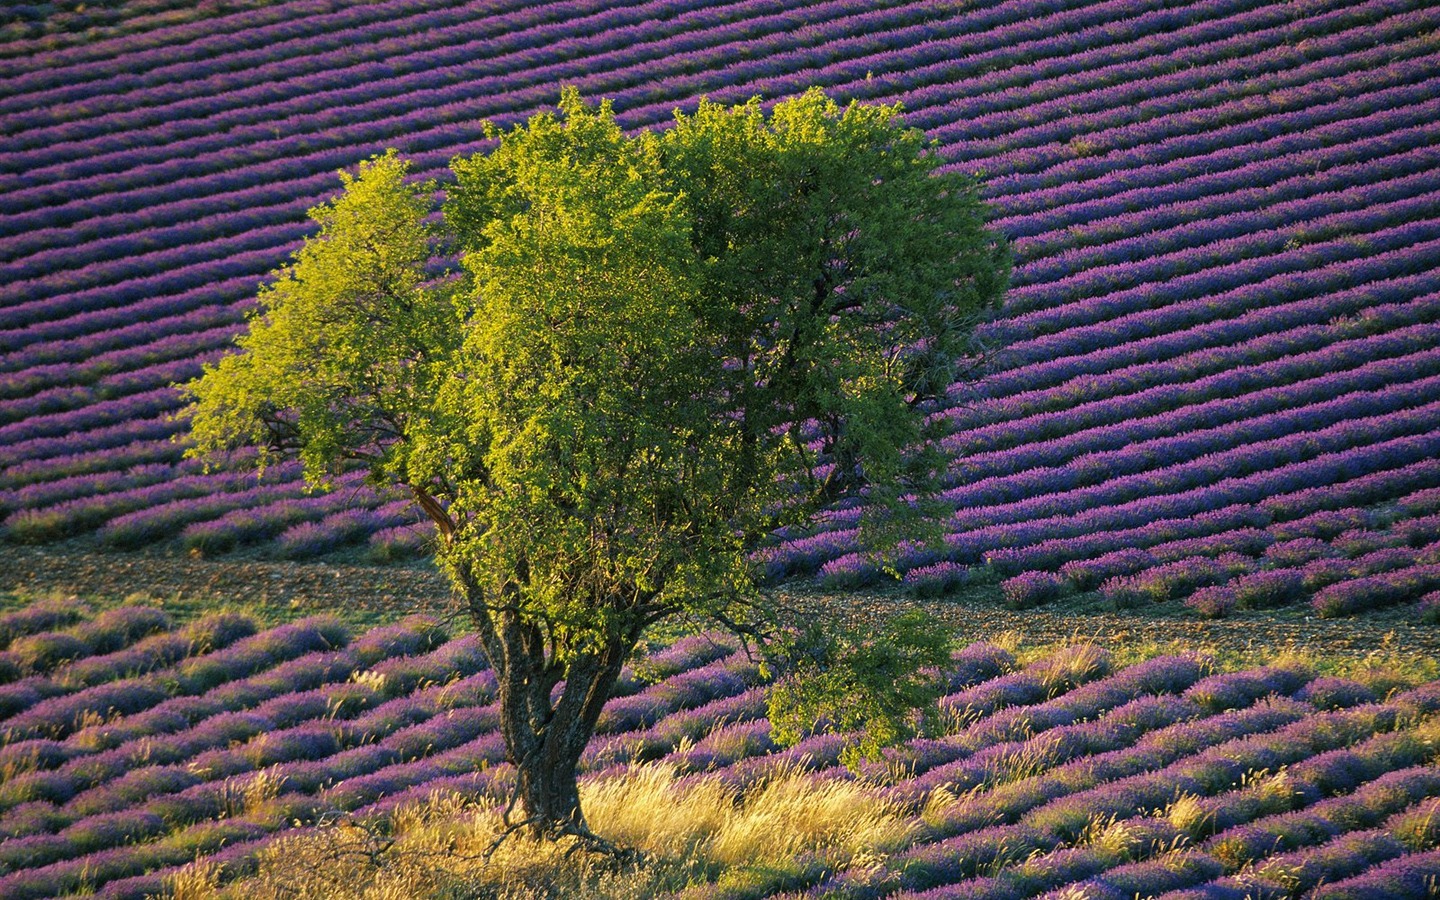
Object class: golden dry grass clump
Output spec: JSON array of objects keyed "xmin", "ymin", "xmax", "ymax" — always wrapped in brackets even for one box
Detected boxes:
[{"xmin": 164, "ymin": 763, "xmax": 916, "ymax": 900}]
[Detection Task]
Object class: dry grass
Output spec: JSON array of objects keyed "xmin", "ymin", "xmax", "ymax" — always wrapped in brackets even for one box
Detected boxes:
[{"xmin": 168, "ymin": 763, "xmax": 916, "ymax": 900}]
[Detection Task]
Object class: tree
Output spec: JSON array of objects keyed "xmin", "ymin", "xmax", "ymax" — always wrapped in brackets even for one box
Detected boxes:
[{"xmin": 184, "ymin": 88, "xmax": 1009, "ymax": 847}]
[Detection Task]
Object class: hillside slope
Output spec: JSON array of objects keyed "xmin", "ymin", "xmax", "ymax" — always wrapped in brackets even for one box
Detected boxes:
[{"xmin": 3, "ymin": 0, "xmax": 1439, "ymax": 620}]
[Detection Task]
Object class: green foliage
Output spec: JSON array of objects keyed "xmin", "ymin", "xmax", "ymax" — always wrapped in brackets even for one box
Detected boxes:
[
  {"xmin": 652, "ymin": 89, "xmax": 1009, "ymax": 552},
  {"xmin": 184, "ymin": 87, "xmax": 1009, "ymax": 828},
  {"xmin": 185, "ymin": 149, "xmax": 460, "ymax": 487},
  {"xmin": 766, "ymin": 609, "xmax": 954, "ymax": 769},
  {"xmin": 442, "ymin": 93, "xmax": 741, "ymax": 648}
]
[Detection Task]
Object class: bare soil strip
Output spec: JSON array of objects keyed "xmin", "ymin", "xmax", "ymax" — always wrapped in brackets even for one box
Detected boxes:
[{"xmin": 1, "ymin": 545, "xmax": 1434, "ymax": 658}]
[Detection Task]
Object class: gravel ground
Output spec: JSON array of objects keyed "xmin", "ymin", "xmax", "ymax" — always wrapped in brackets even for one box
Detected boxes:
[
  {"xmin": 2, "ymin": 544, "xmax": 1435, "ymax": 660},
  {"xmin": 0, "ymin": 543, "xmax": 458, "ymax": 625}
]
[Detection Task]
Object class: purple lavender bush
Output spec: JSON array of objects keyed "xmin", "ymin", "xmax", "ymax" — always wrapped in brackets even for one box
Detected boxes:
[{"xmin": 1001, "ymin": 570, "xmax": 1071, "ymax": 609}]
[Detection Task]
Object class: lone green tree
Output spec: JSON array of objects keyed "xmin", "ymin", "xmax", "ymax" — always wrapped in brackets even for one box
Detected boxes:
[{"xmin": 185, "ymin": 88, "xmax": 1008, "ymax": 845}]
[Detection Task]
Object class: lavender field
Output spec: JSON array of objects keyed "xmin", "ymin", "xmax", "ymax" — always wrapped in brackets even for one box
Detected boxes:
[
  {"xmin": 5, "ymin": 0, "xmax": 1440, "ymax": 620},
  {"xmin": 0, "ymin": 597, "xmax": 1436, "ymax": 898}
]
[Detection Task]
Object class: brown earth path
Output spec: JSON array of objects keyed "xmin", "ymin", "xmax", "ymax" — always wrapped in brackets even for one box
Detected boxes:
[{"xmin": 1, "ymin": 544, "xmax": 1436, "ymax": 660}]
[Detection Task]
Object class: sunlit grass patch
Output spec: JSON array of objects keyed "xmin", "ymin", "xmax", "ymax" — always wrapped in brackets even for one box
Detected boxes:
[{"xmin": 172, "ymin": 764, "xmax": 916, "ymax": 900}]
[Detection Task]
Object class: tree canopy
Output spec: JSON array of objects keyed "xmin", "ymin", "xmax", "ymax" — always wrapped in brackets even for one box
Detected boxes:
[{"xmin": 184, "ymin": 87, "xmax": 1009, "ymax": 844}]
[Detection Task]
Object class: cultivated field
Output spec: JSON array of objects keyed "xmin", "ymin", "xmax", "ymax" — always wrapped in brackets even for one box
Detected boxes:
[
  {"xmin": 3, "ymin": 0, "xmax": 1440, "ymax": 621},
  {"xmin": 0, "ymin": 595, "xmax": 1437, "ymax": 898}
]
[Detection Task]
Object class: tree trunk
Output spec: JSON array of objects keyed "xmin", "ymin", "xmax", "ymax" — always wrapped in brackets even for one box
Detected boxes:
[
  {"xmin": 442, "ymin": 556, "xmax": 644, "ymax": 844},
  {"xmin": 513, "ymin": 729, "xmax": 587, "ymax": 837},
  {"xmin": 500, "ymin": 640, "xmax": 633, "ymax": 840}
]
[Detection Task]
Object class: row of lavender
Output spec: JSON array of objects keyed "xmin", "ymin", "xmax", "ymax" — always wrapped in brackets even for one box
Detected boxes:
[
  {"xmin": 2, "ymin": 0, "xmax": 1438, "ymax": 605},
  {"xmin": 0, "ymin": 598, "xmax": 1436, "ymax": 897},
  {"xmin": 749, "ymin": 0, "xmax": 1440, "ymax": 616}
]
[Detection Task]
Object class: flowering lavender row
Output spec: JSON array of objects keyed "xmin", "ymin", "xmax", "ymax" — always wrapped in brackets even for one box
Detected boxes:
[
  {"xmin": 0, "ymin": 626, "xmax": 714, "ymax": 830},
  {"xmin": 1182, "ymin": 532, "xmax": 1437, "ymax": 618},
  {"xmin": 7, "ymin": 320, "xmax": 239, "ymax": 390},
  {"xmin": 1, "ymin": 223, "xmax": 306, "ymax": 317},
  {"xmin": 1059, "ymin": 530, "xmax": 1270, "ymax": 591},
  {"xmin": 968, "ymin": 70, "xmax": 1440, "ymax": 189},
  {"xmin": 5, "ymin": 601, "xmax": 1439, "ymax": 898},
  {"xmin": 944, "ymin": 400, "xmax": 1440, "ymax": 536},
  {"xmin": 6, "ymin": 0, "xmax": 938, "ymax": 188},
  {"xmin": 0, "ymin": 386, "xmax": 185, "ymax": 446},
  {"xmin": 1304, "ymin": 843, "xmax": 1440, "ymax": 898},
  {"xmin": 1208, "ymin": 764, "xmax": 1440, "ymax": 863},
  {"xmin": 996, "ymin": 220, "xmax": 1440, "ymax": 367},
  {"xmin": 945, "ymin": 333, "xmax": 1440, "ymax": 487},
  {"xmin": 929, "ymin": 752, "xmax": 1440, "ymax": 900},
  {"xmin": 0, "ymin": 0, "xmax": 1347, "ymax": 246},
  {"xmin": 667, "ymin": 0, "xmax": 1320, "ymax": 130},
  {"xmin": 0, "ymin": 183, "xmax": 317, "ymax": 278},
  {"xmin": 0, "ymin": 627, "xmax": 746, "ymax": 893},
  {"xmin": 909, "ymin": 0, "xmax": 1413, "ymax": 130},
  {"xmin": 4, "ymin": 0, "xmax": 1439, "ymax": 574},
  {"xmin": 0, "ymin": 696, "xmax": 499, "ymax": 896},
  {"xmin": 1311, "ymin": 562, "xmax": 1440, "ymax": 619},
  {"xmin": 948, "ymin": 304, "xmax": 1440, "ymax": 448},
  {"xmin": 75, "ymin": 0, "xmax": 1347, "ymax": 159},
  {"xmin": 2, "ymin": 54, "xmax": 1393, "ymax": 315},
  {"xmin": 952, "ymin": 448, "xmax": 1440, "ymax": 577},
  {"xmin": 1012, "ymin": 126, "xmax": 1440, "ymax": 270},
  {"xmin": 0, "ymin": 466, "xmax": 190, "ymax": 520},
  {"xmin": 0, "ymin": 1, "xmax": 205, "ymax": 67},
  {"xmin": 0, "ymin": 0, "xmax": 1405, "ymax": 216},
  {"xmin": 180, "ymin": 481, "xmax": 383, "ymax": 555},
  {"xmin": 1, "ymin": 0, "xmax": 583, "ymax": 141},
  {"xmin": 0, "ymin": 282, "xmax": 252, "ymax": 364},
  {"xmin": 1013, "ymin": 156, "xmax": 1440, "ymax": 294},
  {"xmin": 272, "ymin": 500, "xmax": 420, "ymax": 560},
  {"xmin": 0, "ymin": 614, "xmax": 254, "ymax": 723},
  {"xmin": 0, "ymin": 0, "xmax": 472, "ymax": 91},
  {"xmin": 96, "ymin": 481, "xmax": 325, "ymax": 550},
  {"xmin": 3, "ymin": 340, "xmax": 200, "ymax": 425},
  {"xmin": 938, "ymin": 3, "xmax": 1434, "ymax": 151},
  {"xmin": 0, "ymin": 0, "xmax": 972, "ymax": 223},
  {"xmin": 1, "ymin": 0, "xmax": 528, "ymax": 120},
  {"xmin": 0, "ymin": 319, "xmax": 241, "ymax": 414},
  {"xmin": 7, "ymin": 457, "xmax": 266, "ymax": 527},
  {"xmin": 6, "ymin": 0, "xmax": 872, "ymax": 130},
  {"xmin": 2, "ymin": 462, "xmax": 304, "ymax": 544},
  {"xmin": 0, "ymin": 616, "xmax": 178, "ymax": 717},
  {"xmin": 834, "ymin": 696, "xmax": 1314, "ymax": 896},
  {"xmin": 991, "ymin": 94, "xmax": 1440, "ymax": 235},
  {"xmin": 1166, "ymin": 784, "xmax": 1440, "ymax": 898},
  {"xmin": 0, "ymin": 349, "xmax": 225, "ymax": 425},
  {"xmin": 942, "ymin": 371, "xmax": 1440, "ymax": 524},
  {"xmin": 978, "ymin": 279, "xmax": 1440, "ymax": 426},
  {"xmin": 595, "ymin": 650, "xmax": 759, "ymax": 734},
  {"xmin": 49, "ymin": 665, "xmax": 477, "ymax": 825},
  {"xmin": 0, "ymin": 615, "xmax": 353, "ymax": 748},
  {"xmin": 1092, "ymin": 554, "xmax": 1250, "ymax": 609},
  {"xmin": 0, "ymin": 246, "xmax": 289, "ymax": 346},
  {"xmin": 936, "ymin": 644, "xmax": 1111, "ymax": 729},
  {"xmin": 0, "ymin": 601, "xmax": 89, "ymax": 654},
  {"xmin": 938, "ymin": 27, "xmax": 1438, "ymax": 167},
  {"xmin": 365, "ymin": 521, "xmax": 436, "ymax": 562},
  {"xmin": 14, "ymin": 0, "xmax": 1359, "ymax": 273},
  {"xmin": 994, "ymin": 692, "xmax": 1430, "ymax": 844},
  {"xmin": 895, "ymin": 655, "xmax": 1208, "ymax": 799},
  {"xmin": 0, "ymin": 440, "xmax": 187, "ymax": 498},
  {"xmin": 1118, "ymin": 528, "xmax": 1440, "ymax": 617},
  {"xmin": 30, "ymin": 694, "xmax": 1382, "ymax": 898},
  {"xmin": 5, "ymin": 0, "xmax": 1394, "ymax": 273},
  {"xmin": 1192, "ymin": 747, "xmax": 1440, "ymax": 860},
  {"xmin": 0, "ymin": 622, "xmax": 460, "ymax": 823}
]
